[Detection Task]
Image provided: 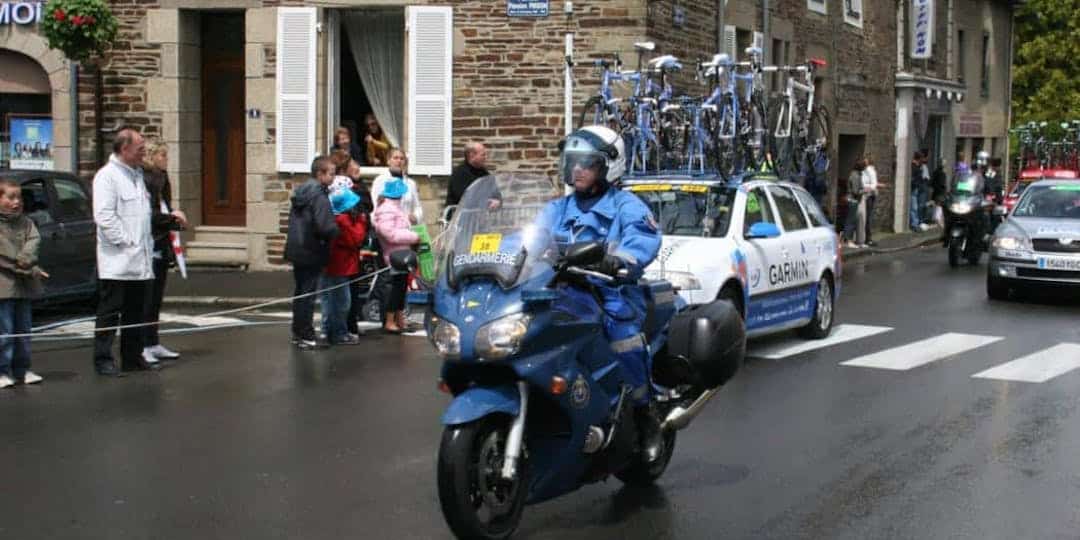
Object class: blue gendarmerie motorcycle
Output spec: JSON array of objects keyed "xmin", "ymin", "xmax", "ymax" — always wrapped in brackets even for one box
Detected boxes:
[{"xmin": 397, "ymin": 175, "xmax": 745, "ymax": 540}]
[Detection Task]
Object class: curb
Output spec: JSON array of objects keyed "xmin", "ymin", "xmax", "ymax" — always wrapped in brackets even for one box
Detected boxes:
[
  {"xmin": 162, "ymin": 296, "xmax": 283, "ymax": 309},
  {"xmin": 843, "ymin": 235, "xmax": 941, "ymax": 262}
]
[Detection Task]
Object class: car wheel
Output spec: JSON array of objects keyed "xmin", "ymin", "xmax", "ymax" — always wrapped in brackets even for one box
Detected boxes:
[
  {"xmin": 799, "ymin": 276, "xmax": 834, "ymax": 339},
  {"xmin": 987, "ymin": 272, "xmax": 1010, "ymax": 300}
]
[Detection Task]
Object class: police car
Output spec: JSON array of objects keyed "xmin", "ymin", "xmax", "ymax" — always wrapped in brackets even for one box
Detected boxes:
[{"xmin": 625, "ymin": 173, "xmax": 840, "ymax": 339}]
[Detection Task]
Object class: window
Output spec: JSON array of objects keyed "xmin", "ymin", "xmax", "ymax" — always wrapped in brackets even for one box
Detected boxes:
[
  {"xmin": 736, "ymin": 28, "xmax": 752, "ymax": 61},
  {"xmin": 793, "ymin": 188, "xmax": 831, "ymax": 228},
  {"xmin": 743, "ymin": 187, "xmax": 777, "ymax": 237},
  {"xmin": 980, "ymin": 32, "xmax": 991, "ymax": 97},
  {"xmin": 53, "ymin": 177, "xmax": 91, "ymax": 221},
  {"xmin": 808, "ymin": 0, "xmax": 827, "ymax": 15},
  {"xmin": 844, "ymin": 0, "xmax": 864, "ymax": 28},
  {"xmin": 956, "ymin": 30, "xmax": 966, "ymax": 83},
  {"xmin": 19, "ymin": 178, "xmax": 53, "ymax": 226},
  {"xmin": 768, "ymin": 186, "xmax": 811, "ymax": 231}
]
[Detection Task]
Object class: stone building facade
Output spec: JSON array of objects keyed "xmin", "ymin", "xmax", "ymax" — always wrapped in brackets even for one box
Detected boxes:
[{"xmin": 1, "ymin": 0, "xmax": 1014, "ymax": 267}]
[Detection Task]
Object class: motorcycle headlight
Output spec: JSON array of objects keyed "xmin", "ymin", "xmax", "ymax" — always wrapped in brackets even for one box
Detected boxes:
[
  {"xmin": 950, "ymin": 202, "xmax": 973, "ymax": 214},
  {"xmin": 475, "ymin": 313, "xmax": 531, "ymax": 360},
  {"xmin": 431, "ymin": 318, "xmax": 461, "ymax": 359},
  {"xmin": 647, "ymin": 270, "xmax": 702, "ymax": 291}
]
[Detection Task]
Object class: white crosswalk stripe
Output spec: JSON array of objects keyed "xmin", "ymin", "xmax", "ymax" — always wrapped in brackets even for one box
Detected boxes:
[
  {"xmin": 971, "ymin": 344, "xmax": 1080, "ymax": 383},
  {"xmin": 840, "ymin": 332, "xmax": 1004, "ymax": 371},
  {"xmin": 748, "ymin": 324, "xmax": 893, "ymax": 359}
]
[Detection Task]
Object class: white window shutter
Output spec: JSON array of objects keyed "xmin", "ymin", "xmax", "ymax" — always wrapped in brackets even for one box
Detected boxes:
[
  {"xmin": 724, "ymin": 25, "xmax": 737, "ymax": 60},
  {"xmin": 753, "ymin": 31, "xmax": 764, "ymax": 51},
  {"xmin": 276, "ymin": 7, "xmax": 317, "ymax": 174},
  {"xmin": 407, "ymin": 6, "xmax": 453, "ymax": 176}
]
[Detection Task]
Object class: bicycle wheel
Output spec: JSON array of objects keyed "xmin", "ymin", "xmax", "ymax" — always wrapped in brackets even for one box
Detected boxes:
[
  {"xmin": 701, "ymin": 106, "xmax": 722, "ymax": 173},
  {"xmin": 578, "ymin": 96, "xmax": 621, "ymax": 131},
  {"xmin": 659, "ymin": 106, "xmax": 689, "ymax": 172},
  {"xmin": 739, "ymin": 97, "xmax": 769, "ymax": 174},
  {"xmin": 715, "ymin": 99, "xmax": 739, "ymax": 178},
  {"xmin": 795, "ymin": 105, "xmax": 831, "ymax": 178}
]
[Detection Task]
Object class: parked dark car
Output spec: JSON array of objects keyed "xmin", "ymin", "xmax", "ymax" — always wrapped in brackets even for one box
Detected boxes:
[{"xmin": 0, "ymin": 170, "xmax": 97, "ymax": 305}]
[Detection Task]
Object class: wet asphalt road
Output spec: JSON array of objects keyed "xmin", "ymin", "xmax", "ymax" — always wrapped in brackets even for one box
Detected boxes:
[{"xmin": 4, "ymin": 246, "xmax": 1080, "ymax": 539}]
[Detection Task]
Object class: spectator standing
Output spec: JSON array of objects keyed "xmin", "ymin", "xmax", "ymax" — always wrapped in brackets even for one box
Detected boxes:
[
  {"xmin": 332, "ymin": 126, "xmax": 365, "ymax": 166},
  {"xmin": 843, "ymin": 160, "xmax": 867, "ymax": 249},
  {"xmin": 909, "ymin": 152, "xmax": 928, "ymax": 232},
  {"xmin": 861, "ymin": 154, "xmax": 881, "ymax": 247},
  {"xmin": 284, "ymin": 156, "xmax": 340, "ymax": 350},
  {"xmin": 141, "ymin": 142, "xmax": 188, "ymax": 365},
  {"xmin": 321, "ymin": 189, "xmax": 367, "ymax": 345},
  {"xmin": 0, "ymin": 178, "xmax": 48, "ymax": 388},
  {"xmin": 372, "ymin": 148, "xmax": 424, "ymax": 224},
  {"xmin": 328, "ymin": 150, "xmax": 354, "ymax": 196},
  {"xmin": 92, "ymin": 128, "xmax": 158, "ymax": 376},
  {"xmin": 344, "ymin": 158, "xmax": 374, "ymax": 335},
  {"xmin": 445, "ymin": 142, "xmax": 490, "ymax": 218},
  {"xmin": 930, "ymin": 158, "xmax": 948, "ymax": 226},
  {"xmin": 372, "ymin": 180, "xmax": 419, "ymax": 334},
  {"xmin": 364, "ymin": 113, "xmax": 392, "ymax": 167}
]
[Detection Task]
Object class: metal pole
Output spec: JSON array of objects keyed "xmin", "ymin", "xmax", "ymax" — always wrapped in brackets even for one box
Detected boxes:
[
  {"xmin": 565, "ymin": 32, "xmax": 573, "ymax": 137},
  {"xmin": 69, "ymin": 62, "xmax": 79, "ymax": 174}
]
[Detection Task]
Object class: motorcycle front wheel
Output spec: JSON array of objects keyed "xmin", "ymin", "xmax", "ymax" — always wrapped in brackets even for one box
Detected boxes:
[
  {"xmin": 437, "ymin": 416, "xmax": 528, "ymax": 540},
  {"xmin": 948, "ymin": 236, "xmax": 964, "ymax": 268},
  {"xmin": 615, "ymin": 427, "xmax": 677, "ymax": 486}
]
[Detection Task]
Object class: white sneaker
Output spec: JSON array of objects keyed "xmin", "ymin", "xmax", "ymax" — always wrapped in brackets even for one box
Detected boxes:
[
  {"xmin": 843, "ymin": 241, "xmax": 859, "ymax": 249},
  {"xmin": 0, "ymin": 374, "xmax": 14, "ymax": 389},
  {"xmin": 142, "ymin": 348, "xmax": 161, "ymax": 365},
  {"xmin": 148, "ymin": 344, "xmax": 180, "ymax": 359},
  {"xmin": 918, "ymin": 223, "xmax": 930, "ymax": 231},
  {"xmin": 21, "ymin": 371, "xmax": 42, "ymax": 385}
]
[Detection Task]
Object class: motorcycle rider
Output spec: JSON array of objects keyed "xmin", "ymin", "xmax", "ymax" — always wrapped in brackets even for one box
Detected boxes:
[{"xmin": 538, "ymin": 125, "xmax": 665, "ymax": 461}]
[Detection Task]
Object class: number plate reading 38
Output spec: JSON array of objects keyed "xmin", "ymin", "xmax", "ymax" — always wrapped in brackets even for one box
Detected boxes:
[
  {"xmin": 1037, "ymin": 257, "xmax": 1080, "ymax": 271},
  {"xmin": 470, "ymin": 234, "xmax": 502, "ymax": 254}
]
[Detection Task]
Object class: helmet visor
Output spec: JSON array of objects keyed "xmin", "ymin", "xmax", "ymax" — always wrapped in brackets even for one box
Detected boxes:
[{"xmin": 559, "ymin": 151, "xmax": 607, "ymax": 187}]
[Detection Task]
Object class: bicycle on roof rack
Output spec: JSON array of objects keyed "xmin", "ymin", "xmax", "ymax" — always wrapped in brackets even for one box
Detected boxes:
[
  {"xmin": 695, "ymin": 47, "xmax": 768, "ymax": 178},
  {"xmin": 627, "ymin": 48, "xmax": 683, "ymax": 175},
  {"xmin": 765, "ymin": 58, "xmax": 831, "ymax": 183}
]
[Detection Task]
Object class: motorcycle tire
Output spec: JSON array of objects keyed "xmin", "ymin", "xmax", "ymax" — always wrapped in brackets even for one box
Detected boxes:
[
  {"xmin": 967, "ymin": 249, "xmax": 982, "ymax": 266},
  {"xmin": 437, "ymin": 416, "xmax": 528, "ymax": 540},
  {"xmin": 948, "ymin": 238, "xmax": 963, "ymax": 268},
  {"xmin": 615, "ymin": 427, "xmax": 676, "ymax": 486}
]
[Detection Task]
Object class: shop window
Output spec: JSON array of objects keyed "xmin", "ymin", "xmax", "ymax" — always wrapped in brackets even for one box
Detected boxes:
[{"xmin": 0, "ymin": 49, "xmax": 52, "ymax": 171}]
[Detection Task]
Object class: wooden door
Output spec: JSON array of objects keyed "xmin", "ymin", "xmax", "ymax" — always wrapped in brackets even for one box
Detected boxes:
[{"xmin": 201, "ymin": 13, "xmax": 246, "ymax": 227}]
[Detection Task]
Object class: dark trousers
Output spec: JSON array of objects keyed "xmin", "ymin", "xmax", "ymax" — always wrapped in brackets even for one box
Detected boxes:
[
  {"xmin": 864, "ymin": 195, "xmax": 876, "ymax": 243},
  {"xmin": 95, "ymin": 279, "xmax": 150, "ymax": 369},
  {"xmin": 384, "ymin": 271, "xmax": 407, "ymax": 312},
  {"xmin": 346, "ymin": 277, "xmax": 363, "ymax": 334},
  {"xmin": 144, "ymin": 258, "xmax": 169, "ymax": 346},
  {"xmin": 291, "ymin": 265, "xmax": 322, "ymax": 341}
]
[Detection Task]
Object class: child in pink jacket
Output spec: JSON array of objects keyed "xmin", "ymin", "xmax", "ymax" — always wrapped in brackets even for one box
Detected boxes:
[{"xmin": 372, "ymin": 179, "xmax": 419, "ymax": 333}]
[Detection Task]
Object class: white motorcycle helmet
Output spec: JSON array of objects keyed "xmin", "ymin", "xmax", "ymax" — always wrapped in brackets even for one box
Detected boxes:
[
  {"xmin": 974, "ymin": 150, "xmax": 990, "ymax": 168},
  {"xmin": 558, "ymin": 125, "xmax": 626, "ymax": 188}
]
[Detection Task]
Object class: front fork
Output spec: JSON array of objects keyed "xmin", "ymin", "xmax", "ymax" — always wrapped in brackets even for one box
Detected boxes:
[{"xmin": 501, "ymin": 381, "xmax": 529, "ymax": 480}]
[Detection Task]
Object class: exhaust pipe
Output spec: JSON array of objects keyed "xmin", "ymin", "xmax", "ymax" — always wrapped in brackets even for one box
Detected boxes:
[{"xmin": 661, "ymin": 387, "xmax": 719, "ymax": 432}]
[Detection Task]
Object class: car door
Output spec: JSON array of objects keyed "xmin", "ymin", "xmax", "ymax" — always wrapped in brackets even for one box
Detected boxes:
[
  {"xmin": 766, "ymin": 185, "xmax": 817, "ymax": 292},
  {"xmin": 739, "ymin": 185, "xmax": 784, "ymax": 301},
  {"xmin": 18, "ymin": 177, "xmax": 68, "ymax": 296},
  {"xmin": 49, "ymin": 175, "xmax": 97, "ymax": 293},
  {"xmin": 791, "ymin": 186, "xmax": 837, "ymax": 279}
]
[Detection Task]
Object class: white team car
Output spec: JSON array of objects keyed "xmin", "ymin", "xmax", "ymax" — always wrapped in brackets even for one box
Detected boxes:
[{"xmin": 625, "ymin": 174, "xmax": 841, "ymax": 339}]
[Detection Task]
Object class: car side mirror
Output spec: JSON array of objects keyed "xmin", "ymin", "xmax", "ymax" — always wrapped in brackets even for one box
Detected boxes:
[
  {"xmin": 389, "ymin": 249, "xmax": 418, "ymax": 273},
  {"xmin": 746, "ymin": 222, "xmax": 782, "ymax": 239},
  {"xmin": 993, "ymin": 205, "xmax": 1007, "ymax": 216},
  {"xmin": 563, "ymin": 241, "xmax": 605, "ymax": 266}
]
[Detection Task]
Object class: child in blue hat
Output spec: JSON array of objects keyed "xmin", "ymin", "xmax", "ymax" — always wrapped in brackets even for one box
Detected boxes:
[{"xmin": 322, "ymin": 189, "xmax": 368, "ymax": 344}]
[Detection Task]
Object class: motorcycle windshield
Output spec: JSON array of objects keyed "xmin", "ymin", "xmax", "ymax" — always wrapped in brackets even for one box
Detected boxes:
[
  {"xmin": 952, "ymin": 173, "xmax": 983, "ymax": 196},
  {"xmin": 440, "ymin": 174, "xmax": 563, "ymax": 289}
]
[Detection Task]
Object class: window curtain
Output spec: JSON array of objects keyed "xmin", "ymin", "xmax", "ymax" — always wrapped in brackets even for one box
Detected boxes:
[{"xmin": 344, "ymin": 11, "xmax": 405, "ymax": 148}]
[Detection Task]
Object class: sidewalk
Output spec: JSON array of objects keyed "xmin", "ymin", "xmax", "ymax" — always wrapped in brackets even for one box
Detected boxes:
[{"xmin": 162, "ymin": 228, "xmax": 943, "ymax": 308}]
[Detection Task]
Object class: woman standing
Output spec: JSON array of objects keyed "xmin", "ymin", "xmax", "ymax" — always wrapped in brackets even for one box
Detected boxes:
[
  {"xmin": 142, "ymin": 142, "xmax": 188, "ymax": 364},
  {"xmin": 861, "ymin": 154, "xmax": 881, "ymax": 247},
  {"xmin": 371, "ymin": 148, "xmax": 424, "ymax": 224},
  {"xmin": 843, "ymin": 160, "xmax": 867, "ymax": 249},
  {"xmin": 372, "ymin": 180, "xmax": 419, "ymax": 334}
]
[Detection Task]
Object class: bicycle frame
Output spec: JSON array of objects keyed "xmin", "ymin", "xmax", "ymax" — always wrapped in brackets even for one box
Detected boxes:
[{"xmin": 769, "ymin": 63, "xmax": 817, "ymax": 140}]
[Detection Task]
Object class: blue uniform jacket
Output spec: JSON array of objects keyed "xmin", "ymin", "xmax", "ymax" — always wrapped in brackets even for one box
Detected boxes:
[{"xmin": 539, "ymin": 187, "xmax": 661, "ymax": 321}]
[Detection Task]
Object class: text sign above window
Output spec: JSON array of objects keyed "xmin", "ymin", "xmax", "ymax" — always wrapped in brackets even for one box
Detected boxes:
[
  {"xmin": 910, "ymin": 0, "xmax": 934, "ymax": 59},
  {"xmin": 507, "ymin": 0, "xmax": 548, "ymax": 17},
  {"xmin": 0, "ymin": 2, "xmax": 43, "ymax": 25}
]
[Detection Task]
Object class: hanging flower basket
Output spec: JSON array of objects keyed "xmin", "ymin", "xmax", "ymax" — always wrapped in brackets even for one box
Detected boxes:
[{"xmin": 39, "ymin": 0, "xmax": 119, "ymax": 63}]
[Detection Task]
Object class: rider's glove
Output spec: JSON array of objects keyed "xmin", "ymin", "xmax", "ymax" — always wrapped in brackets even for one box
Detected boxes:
[{"xmin": 597, "ymin": 254, "xmax": 626, "ymax": 278}]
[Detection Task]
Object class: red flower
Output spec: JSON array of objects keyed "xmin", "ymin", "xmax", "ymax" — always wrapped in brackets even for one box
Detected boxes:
[
  {"xmin": 53, "ymin": 8, "xmax": 65, "ymax": 21},
  {"xmin": 71, "ymin": 15, "xmax": 84, "ymax": 26}
]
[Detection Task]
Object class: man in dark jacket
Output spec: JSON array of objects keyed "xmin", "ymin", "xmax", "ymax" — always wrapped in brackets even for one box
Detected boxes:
[
  {"xmin": 444, "ymin": 142, "xmax": 489, "ymax": 220},
  {"xmin": 285, "ymin": 156, "xmax": 339, "ymax": 349}
]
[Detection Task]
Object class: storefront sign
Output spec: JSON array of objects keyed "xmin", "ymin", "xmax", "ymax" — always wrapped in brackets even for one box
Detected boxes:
[
  {"xmin": 910, "ymin": 0, "xmax": 934, "ymax": 59},
  {"xmin": 507, "ymin": 0, "xmax": 548, "ymax": 17},
  {"xmin": 0, "ymin": 2, "xmax": 43, "ymax": 25},
  {"xmin": 8, "ymin": 115, "xmax": 54, "ymax": 170},
  {"xmin": 957, "ymin": 113, "xmax": 983, "ymax": 137}
]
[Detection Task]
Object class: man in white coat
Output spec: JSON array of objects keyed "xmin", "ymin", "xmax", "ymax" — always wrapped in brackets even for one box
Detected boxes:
[{"xmin": 92, "ymin": 128, "xmax": 158, "ymax": 376}]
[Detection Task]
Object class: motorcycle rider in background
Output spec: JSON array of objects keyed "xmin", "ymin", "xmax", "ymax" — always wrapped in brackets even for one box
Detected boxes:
[{"xmin": 537, "ymin": 125, "xmax": 665, "ymax": 460}]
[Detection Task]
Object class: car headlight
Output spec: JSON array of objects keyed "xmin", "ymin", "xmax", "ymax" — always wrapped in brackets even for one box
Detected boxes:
[
  {"xmin": 647, "ymin": 270, "xmax": 702, "ymax": 291},
  {"xmin": 992, "ymin": 235, "xmax": 1031, "ymax": 254},
  {"xmin": 475, "ymin": 313, "xmax": 530, "ymax": 360},
  {"xmin": 431, "ymin": 318, "xmax": 461, "ymax": 359},
  {"xmin": 950, "ymin": 202, "xmax": 973, "ymax": 214}
]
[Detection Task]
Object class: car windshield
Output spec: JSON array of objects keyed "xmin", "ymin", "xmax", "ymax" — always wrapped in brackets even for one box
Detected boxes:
[
  {"xmin": 627, "ymin": 183, "xmax": 735, "ymax": 237},
  {"xmin": 438, "ymin": 174, "xmax": 562, "ymax": 289},
  {"xmin": 1013, "ymin": 184, "xmax": 1080, "ymax": 219}
]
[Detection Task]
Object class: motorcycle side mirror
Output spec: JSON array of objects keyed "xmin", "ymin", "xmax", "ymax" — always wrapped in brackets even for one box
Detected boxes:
[
  {"xmin": 389, "ymin": 249, "xmax": 419, "ymax": 273},
  {"xmin": 562, "ymin": 241, "xmax": 606, "ymax": 267},
  {"xmin": 746, "ymin": 222, "xmax": 782, "ymax": 239}
]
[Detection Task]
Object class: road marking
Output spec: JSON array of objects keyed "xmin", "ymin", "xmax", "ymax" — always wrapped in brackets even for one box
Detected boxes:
[
  {"xmin": 971, "ymin": 344, "xmax": 1080, "ymax": 383},
  {"xmin": 748, "ymin": 324, "xmax": 894, "ymax": 359},
  {"xmin": 840, "ymin": 333, "xmax": 1004, "ymax": 371}
]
